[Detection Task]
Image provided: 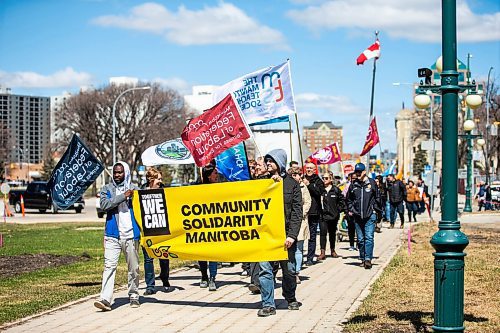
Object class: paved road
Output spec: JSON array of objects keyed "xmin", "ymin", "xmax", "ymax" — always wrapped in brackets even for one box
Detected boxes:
[
  {"xmin": 1, "ymin": 220, "xmax": 410, "ymax": 333},
  {"xmin": 1, "ymin": 198, "xmax": 102, "ymax": 224}
]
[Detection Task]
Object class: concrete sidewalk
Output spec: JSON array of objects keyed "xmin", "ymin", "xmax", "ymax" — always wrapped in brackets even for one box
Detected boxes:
[{"xmin": 3, "ymin": 223, "xmax": 408, "ymax": 333}]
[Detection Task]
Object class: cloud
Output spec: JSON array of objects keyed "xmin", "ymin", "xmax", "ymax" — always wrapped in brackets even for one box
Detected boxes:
[
  {"xmin": 295, "ymin": 93, "xmax": 364, "ymax": 114},
  {"xmin": 151, "ymin": 77, "xmax": 191, "ymax": 94},
  {"xmin": 92, "ymin": 2, "xmax": 288, "ymax": 48},
  {"xmin": 0, "ymin": 67, "xmax": 93, "ymax": 88},
  {"xmin": 287, "ymin": 0, "xmax": 500, "ymax": 42}
]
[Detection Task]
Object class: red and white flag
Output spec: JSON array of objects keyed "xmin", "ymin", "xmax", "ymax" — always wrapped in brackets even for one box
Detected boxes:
[
  {"xmin": 360, "ymin": 117, "xmax": 380, "ymax": 156},
  {"xmin": 356, "ymin": 39, "xmax": 380, "ymax": 65},
  {"xmin": 308, "ymin": 142, "xmax": 342, "ymax": 165},
  {"xmin": 181, "ymin": 94, "xmax": 251, "ymax": 167}
]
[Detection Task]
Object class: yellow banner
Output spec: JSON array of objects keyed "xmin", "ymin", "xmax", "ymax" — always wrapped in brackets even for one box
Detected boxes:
[{"xmin": 132, "ymin": 179, "xmax": 287, "ymax": 262}]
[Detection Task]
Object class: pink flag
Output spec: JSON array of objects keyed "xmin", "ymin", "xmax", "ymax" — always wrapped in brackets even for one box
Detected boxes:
[
  {"xmin": 360, "ymin": 117, "xmax": 380, "ymax": 156},
  {"xmin": 308, "ymin": 143, "xmax": 342, "ymax": 165},
  {"xmin": 181, "ymin": 94, "xmax": 251, "ymax": 167},
  {"xmin": 356, "ymin": 39, "xmax": 380, "ymax": 65}
]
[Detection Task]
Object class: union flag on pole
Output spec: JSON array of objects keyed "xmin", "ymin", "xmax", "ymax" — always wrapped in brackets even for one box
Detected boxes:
[
  {"xmin": 360, "ymin": 117, "xmax": 380, "ymax": 156},
  {"xmin": 308, "ymin": 142, "xmax": 342, "ymax": 165},
  {"xmin": 356, "ymin": 39, "xmax": 380, "ymax": 65},
  {"xmin": 181, "ymin": 94, "xmax": 251, "ymax": 167}
]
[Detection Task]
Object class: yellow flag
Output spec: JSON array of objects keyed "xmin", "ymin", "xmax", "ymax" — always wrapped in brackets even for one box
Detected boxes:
[{"xmin": 132, "ymin": 179, "xmax": 287, "ymax": 262}]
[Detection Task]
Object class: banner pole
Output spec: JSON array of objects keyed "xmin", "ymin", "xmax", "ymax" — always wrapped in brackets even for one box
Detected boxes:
[
  {"xmin": 294, "ymin": 113, "xmax": 304, "ymax": 167},
  {"xmin": 288, "ymin": 119, "xmax": 293, "ymax": 162}
]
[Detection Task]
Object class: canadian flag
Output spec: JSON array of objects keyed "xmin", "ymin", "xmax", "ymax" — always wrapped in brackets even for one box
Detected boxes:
[{"xmin": 356, "ymin": 39, "xmax": 380, "ymax": 65}]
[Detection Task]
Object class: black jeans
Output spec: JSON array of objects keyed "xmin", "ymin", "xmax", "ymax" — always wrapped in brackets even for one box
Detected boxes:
[
  {"xmin": 320, "ymin": 217, "xmax": 338, "ymax": 251},
  {"xmin": 307, "ymin": 215, "xmax": 321, "ymax": 262},
  {"xmin": 347, "ymin": 215, "xmax": 356, "ymax": 247},
  {"xmin": 159, "ymin": 259, "xmax": 170, "ymax": 287}
]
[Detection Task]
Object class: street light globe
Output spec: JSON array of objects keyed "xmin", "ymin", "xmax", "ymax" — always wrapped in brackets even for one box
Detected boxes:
[
  {"xmin": 414, "ymin": 94, "xmax": 431, "ymax": 109},
  {"xmin": 463, "ymin": 119, "xmax": 476, "ymax": 132},
  {"xmin": 476, "ymin": 138, "xmax": 486, "ymax": 146},
  {"xmin": 436, "ymin": 56, "xmax": 443, "ymax": 73},
  {"xmin": 465, "ymin": 94, "xmax": 482, "ymax": 109}
]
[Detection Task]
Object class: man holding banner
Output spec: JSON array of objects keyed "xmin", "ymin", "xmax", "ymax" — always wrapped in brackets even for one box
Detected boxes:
[
  {"xmin": 94, "ymin": 161, "xmax": 141, "ymax": 311},
  {"xmin": 258, "ymin": 149, "xmax": 302, "ymax": 317}
]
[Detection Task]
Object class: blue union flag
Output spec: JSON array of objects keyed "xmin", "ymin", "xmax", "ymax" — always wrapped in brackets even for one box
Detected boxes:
[{"xmin": 47, "ymin": 134, "xmax": 104, "ymax": 210}]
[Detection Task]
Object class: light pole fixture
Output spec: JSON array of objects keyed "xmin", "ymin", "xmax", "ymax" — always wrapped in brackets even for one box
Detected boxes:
[
  {"xmin": 460, "ymin": 119, "xmax": 479, "ymax": 213},
  {"xmin": 112, "ymin": 86, "xmax": 151, "ymax": 165},
  {"xmin": 413, "ymin": 1, "xmax": 483, "ymax": 332}
]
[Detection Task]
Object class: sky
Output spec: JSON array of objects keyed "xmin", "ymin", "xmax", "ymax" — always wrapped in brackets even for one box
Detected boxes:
[{"xmin": 1, "ymin": 0, "xmax": 499, "ymax": 154}]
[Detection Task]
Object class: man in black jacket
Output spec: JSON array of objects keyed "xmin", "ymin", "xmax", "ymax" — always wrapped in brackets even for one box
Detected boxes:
[
  {"xmin": 346, "ymin": 163, "xmax": 381, "ymax": 269},
  {"xmin": 386, "ymin": 174, "xmax": 407, "ymax": 228},
  {"xmin": 303, "ymin": 161, "xmax": 326, "ymax": 265},
  {"xmin": 320, "ymin": 171, "xmax": 346, "ymax": 259},
  {"xmin": 257, "ymin": 149, "xmax": 302, "ymax": 317}
]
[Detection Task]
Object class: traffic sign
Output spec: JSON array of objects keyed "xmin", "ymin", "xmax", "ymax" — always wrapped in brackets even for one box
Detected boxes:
[{"xmin": 0, "ymin": 183, "xmax": 10, "ymax": 195}]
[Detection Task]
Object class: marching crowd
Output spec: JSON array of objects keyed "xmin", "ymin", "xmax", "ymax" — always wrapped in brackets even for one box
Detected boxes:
[{"xmin": 93, "ymin": 149, "xmax": 432, "ymax": 317}]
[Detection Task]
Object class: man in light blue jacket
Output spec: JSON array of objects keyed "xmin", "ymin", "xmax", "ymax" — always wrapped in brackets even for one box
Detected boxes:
[{"xmin": 94, "ymin": 161, "xmax": 141, "ymax": 311}]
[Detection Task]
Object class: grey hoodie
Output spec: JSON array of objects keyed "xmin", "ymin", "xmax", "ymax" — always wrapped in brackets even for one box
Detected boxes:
[{"xmin": 265, "ymin": 149, "xmax": 287, "ymax": 178}]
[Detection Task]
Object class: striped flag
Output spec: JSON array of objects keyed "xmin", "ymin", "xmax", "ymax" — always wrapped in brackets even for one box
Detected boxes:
[{"xmin": 356, "ymin": 39, "xmax": 380, "ymax": 65}]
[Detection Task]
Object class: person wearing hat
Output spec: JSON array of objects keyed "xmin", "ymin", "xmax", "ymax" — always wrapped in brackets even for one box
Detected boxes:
[
  {"xmin": 257, "ymin": 149, "xmax": 302, "ymax": 317},
  {"xmin": 346, "ymin": 163, "xmax": 381, "ymax": 269}
]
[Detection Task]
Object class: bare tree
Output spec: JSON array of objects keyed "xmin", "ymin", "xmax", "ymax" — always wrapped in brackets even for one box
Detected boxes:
[
  {"xmin": 57, "ymin": 83, "xmax": 188, "ymax": 174},
  {"xmin": 0, "ymin": 121, "xmax": 13, "ymax": 181}
]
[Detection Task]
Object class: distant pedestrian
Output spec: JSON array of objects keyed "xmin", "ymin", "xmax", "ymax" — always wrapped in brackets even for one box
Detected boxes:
[
  {"xmin": 416, "ymin": 178, "xmax": 429, "ymax": 214},
  {"xmin": 303, "ymin": 162, "xmax": 326, "ymax": 265},
  {"xmin": 406, "ymin": 180, "xmax": 420, "ymax": 222},
  {"xmin": 343, "ymin": 172, "xmax": 357, "ymax": 251},
  {"xmin": 386, "ymin": 174, "xmax": 407, "ymax": 228},
  {"xmin": 346, "ymin": 163, "xmax": 381, "ymax": 269},
  {"xmin": 94, "ymin": 161, "xmax": 141, "ymax": 311},
  {"xmin": 320, "ymin": 171, "xmax": 345, "ymax": 259},
  {"xmin": 257, "ymin": 149, "xmax": 302, "ymax": 317}
]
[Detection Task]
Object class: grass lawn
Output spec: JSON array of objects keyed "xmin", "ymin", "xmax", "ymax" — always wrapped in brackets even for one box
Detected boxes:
[
  {"xmin": 344, "ymin": 221, "xmax": 500, "ymax": 333},
  {"xmin": 0, "ymin": 222, "xmax": 189, "ymax": 326}
]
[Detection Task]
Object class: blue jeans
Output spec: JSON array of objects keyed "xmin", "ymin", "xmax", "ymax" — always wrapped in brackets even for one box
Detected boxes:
[
  {"xmin": 295, "ymin": 240, "xmax": 304, "ymax": 274},
  {"xmin": 142, "ymin": 247, "xmax": 155, "ymax": 291},
  {"xmin": 389, "ymin": 202, "xmax": 405, "ymax": 225},
  {"xmin": 259, "ymin": 243, "xmax": 297, "ymax": 308},
  {"xmin": 385, "ymin": 201, "xmax": 391, "ymax": 221},
  {"xmin": 353, "ymin": 213, "xmax": 376, "ymax": 261}
]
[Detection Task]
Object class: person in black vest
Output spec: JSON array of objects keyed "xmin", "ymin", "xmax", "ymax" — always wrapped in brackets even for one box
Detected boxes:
[
  {"xmin": 303, "ymin": 162, "xmax": 326, "ymax": 265},
  {"xmin": 346, "ymin": 163, "xmax": 381, "ymax": 269},
  {"xmin": 386, "ymin": 173, "xmax": 407, "ymax": 228}
]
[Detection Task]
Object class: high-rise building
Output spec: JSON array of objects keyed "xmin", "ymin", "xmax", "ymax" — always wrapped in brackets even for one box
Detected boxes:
[
  {"xmin": 0, "ymin": 88, "xmax": 50, "ymax": 165},
  {"xmin": 50, "ymin": 92, "xmax": 72, "ymax": 144},
  {"xmin": 303, "ymin": 121, "xmax": 343, "ymax": 154}
]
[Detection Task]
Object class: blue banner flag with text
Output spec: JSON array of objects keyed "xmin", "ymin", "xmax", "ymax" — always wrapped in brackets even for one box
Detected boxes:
[
  {"xmin": 215, "ymin": 142, "xmax": 251, "ymax": 182},
  {"xmin": 47, "ymin": 134, "xmax": 104, "ymax": 210}
]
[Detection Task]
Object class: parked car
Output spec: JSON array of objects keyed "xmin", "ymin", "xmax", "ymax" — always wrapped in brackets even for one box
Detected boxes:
[{"xmin": 8, "ymin": 181, "xmax": 85, "ymax": 214}]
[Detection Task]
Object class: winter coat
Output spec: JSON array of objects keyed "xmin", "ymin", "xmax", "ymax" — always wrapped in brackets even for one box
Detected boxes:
[
  {"xmin": 297, "ymin": 184, "xmax": 312, "ymax": 241},
  {"xmin": 346, "ymin": 176, "xmax": 381, "ymax": 220},
  {"xmin": 322, "ymin": 185, "xmax": 346, "ymax": 221},
  {"xmin": 265, "ymin": 149, "xmax": 303, "ymax": 240},
  {"xmin": 406, "ymin": 186, "xmax": 421, "ymax": 203},
  {"xmin": 304, "ymin": 173, "xmax": 326, "ymax": 216},
  {"xmin": 386, "ymin": 179, "xmax": 407, "ymax": 204}
]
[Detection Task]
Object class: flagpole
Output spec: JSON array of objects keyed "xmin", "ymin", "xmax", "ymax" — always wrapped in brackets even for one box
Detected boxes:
[
  {"xmin": 366, "ymin": 31, "xmax": 379, "ymax": 167},
  {"xmin": 294, "ymin": 113, "xmax": 304, "ymax": 167}
]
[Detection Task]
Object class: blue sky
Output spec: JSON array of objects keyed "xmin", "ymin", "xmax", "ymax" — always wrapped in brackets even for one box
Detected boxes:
[{"xmin": 1, "ymin": 0, "xmax": 499, "ymax": 153}]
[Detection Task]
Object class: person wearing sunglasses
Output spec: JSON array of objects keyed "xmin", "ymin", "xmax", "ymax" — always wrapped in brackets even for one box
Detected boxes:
[{"xmin": 320, "ymin": 171, "xmax": 346, "ymax": 260}]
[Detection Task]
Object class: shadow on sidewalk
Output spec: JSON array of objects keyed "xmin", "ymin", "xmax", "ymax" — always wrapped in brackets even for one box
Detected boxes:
[{"xmin": 136, "ymin": 298, "xmax": 262, "ymax": 309}]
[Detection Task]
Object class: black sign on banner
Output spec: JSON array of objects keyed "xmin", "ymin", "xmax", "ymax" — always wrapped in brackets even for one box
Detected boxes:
[
  {"xmin": 47, "ymin": 134, "xmax": 104, "ymax": 210},
  {"xmin": 139, "ymin": 188, "xmax": 170, "ymax": 237}
]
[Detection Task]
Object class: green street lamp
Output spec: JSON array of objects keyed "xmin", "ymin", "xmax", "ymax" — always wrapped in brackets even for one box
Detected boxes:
[
  {"xmin": 461, "ymin": 119, "xmax": 477, "ymax": 213},
  {"xmin": 413, "ymin": 1, "xmax": 483, "ymax": 332}
]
